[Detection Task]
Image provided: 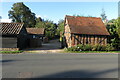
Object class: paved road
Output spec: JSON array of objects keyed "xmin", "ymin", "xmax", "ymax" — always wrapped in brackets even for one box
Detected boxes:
[{"xmin": 2, "ymin": 53, "xmax": 118, "ymax": 78}]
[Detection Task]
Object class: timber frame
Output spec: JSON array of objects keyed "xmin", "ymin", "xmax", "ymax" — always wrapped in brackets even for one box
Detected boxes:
[
  {"xmin": 71, "ymin": 34, "xmax": 108, "ymax": 46},
  {"xmin": 64, "ymin": 15, "xmax": 110, "ymax": 47}
]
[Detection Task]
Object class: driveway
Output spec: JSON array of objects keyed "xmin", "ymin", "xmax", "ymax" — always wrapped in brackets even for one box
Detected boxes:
[
  {"xmin": 24, "ymin": 39, "xmax": 63, "ymax": 53},
  {"xmin": 2, "ymin": 53, "xmax": 118, "ymax": 78}
]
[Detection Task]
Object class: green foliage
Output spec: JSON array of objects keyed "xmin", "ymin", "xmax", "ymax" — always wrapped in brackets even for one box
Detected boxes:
[
  {"xmin": 107, "ymin": 19, "xmax": 120, "ymax": 50},
  {"xmin": 67, "ymin": 46, "xmax": 77, "ymax": 51},
  {"xmin": 57, "ymin": 19, "xmax": 64, "ymax": 36},
  {"xmin": 100, "ymin": 45, "xmax": 107, "ymax": 51},
  {"xmin": 67, "ymin": 44, "xmax": 114, "ymax": 52},
  {"xmin": 105, "ymin": 44, "xmax": 114, "ymax": 51},
  {"xmin": 8, "ymin": 2, "xmax": 36, "ymax": 27},
  {"xmin": 92, "ymin": 44, "xmax": 103, "ymax": 51},
  {"xmin": 115, "ymin": 17, "xmax": 120, "ymax": 38},
  {"xmin": 92, "ymin": 44, "xmax": 114, "ymax": 51},
  {"xmin": 77, "ymin": 44, "xmax": 84, "ymax": 51},
  {"xmin": 35, "ymin": 19, "xmax": 57, "ymax": 39},
  {"xmin": 83, "ymin": 44, "xmax": 92, "ymax": 51},
  {"xmin": 35, "ymin": 21, "xmax": 46, "ymax": 28},
  {"xmin": 77, "ymin": 44, "xmax": 92, "ymax": 51},
  {"xmin": 36, "ymin": 17, "xmax": 42, "ymax": 23},
  {"xmin": 108, "ymin": 19, "xmax": 116, "ymax": 23},
  {"xmin": 35, "ymin": 19, "xmax": 63, "ymax": 39},
  {"xmin": 45, "ymin": 20, "xmax": 57, "ymax": 39},
  {"xmin": 0, "ymin": 50, "xmax": 23, "ymax": 54}
]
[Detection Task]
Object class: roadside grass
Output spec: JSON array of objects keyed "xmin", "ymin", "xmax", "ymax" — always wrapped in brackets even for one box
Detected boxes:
[
  {"xmin": 0, "ymin": 50, "xmax": 23, "ymax": 54},
  {"xmin": 64, "ymin": 50, "xmax": 120, "ymax": 53}
]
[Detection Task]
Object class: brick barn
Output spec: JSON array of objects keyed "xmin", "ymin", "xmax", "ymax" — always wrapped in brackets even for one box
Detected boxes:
[
  {"xmin": 64, "ymin": 15, "xmax": 110, "ymax": 47},
  {"xmin": 26, "ymin": 28, "xmax": 45, "ymax": 48},
  {"xmin": 0, "ymin": 23, "xmax": 28, "ymax": 50}
]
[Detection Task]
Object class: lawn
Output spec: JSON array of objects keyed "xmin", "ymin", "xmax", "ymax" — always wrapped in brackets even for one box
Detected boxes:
[{"xmin": 0, "ymin": 50, "xmax": 23, "ymax": 54}]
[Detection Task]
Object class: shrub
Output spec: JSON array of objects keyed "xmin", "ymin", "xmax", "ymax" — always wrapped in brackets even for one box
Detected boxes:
[
  {"xmin": 92, "ymin": 44, "xmax": 114, "ymax": 51},
  {"xmin": 66, "ymin": 44, "xmax": 115, "ymax": 52},
  {"xmin": 101, "ymin": 45, "xmax": 107, "ymax": 51},
  {"xmin": 64, "ymin": 47, "xmax": 68, "ymax": 51},
  {"xmin": 105, "ymin": 44, "xmax": 114, "ymax": 51},
  {"xmin": 92, "ymin": 44, "xmax": 103, "ymax": 51},
  {"xmin": 83, "ymin": 44, "xmax": 92, "ymax": 51},
  {"xmin": 67, "ymin": 46, "xmax": 77, "ymax": 51},
  {"xmin": 67, "ymin": 44, "xmax": 93, "ymax": 51},
  {"xmin": 77, "ymin": 44, "xmax": 84, "ymax": 51}
]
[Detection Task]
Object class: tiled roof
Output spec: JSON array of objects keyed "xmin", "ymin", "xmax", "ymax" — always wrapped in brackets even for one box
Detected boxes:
[
  {"xmin": 0, "ymin": 23, "xmax": 24, "ymax": 35},
  {"xmin": 26, "ymin": 28, "xmax": 45, "ymax": 35},
  {"xmin": 65, "ymin": 15, "xmax": 110, "ymax": 35}
]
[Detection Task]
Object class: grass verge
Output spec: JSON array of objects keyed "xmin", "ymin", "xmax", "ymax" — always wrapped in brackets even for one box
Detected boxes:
[
  {"xmin": 0, "ymin": 50, "xmax": 23, "ymax": 54},
  {"xmin": 65, "ymin": 51, "xmax": 120, "ymax": 53}
]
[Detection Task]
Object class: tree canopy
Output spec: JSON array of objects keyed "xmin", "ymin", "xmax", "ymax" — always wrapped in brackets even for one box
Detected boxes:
[
  {"xmin": 57, "ymin": 19, "xmax": 64, "ymax": 36},
  {"xmin": 101, "ymin": 8, "xmax": 107, "ymax": 21},
  {"xmin": 107, "ymin": 18, "xmax": 120, "ymax": 50},
  {"xmin": 8, "ymin": 2, "xmax": 36, "ymax": 27},
  {"xmin": 115, "ymin": 17, "xmax": 120, "ymax": 38},
  {"xmin": 35, "ymin": 19, "xmax": 57, "ymax": 39}
]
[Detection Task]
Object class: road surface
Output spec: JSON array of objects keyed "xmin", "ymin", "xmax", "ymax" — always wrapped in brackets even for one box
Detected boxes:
[{"xmin": 2, "ymin": 53, "xmax": 118, "ymax": 78}]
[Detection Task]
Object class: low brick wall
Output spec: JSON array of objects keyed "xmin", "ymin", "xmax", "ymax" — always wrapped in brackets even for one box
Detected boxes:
[{"xmin": 0, "ymin": 48, "xmax": 19, "ymax": 51}]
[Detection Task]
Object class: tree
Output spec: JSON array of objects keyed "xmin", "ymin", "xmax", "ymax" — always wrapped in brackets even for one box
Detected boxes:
[
  {"xmin": 35, "ymin": 17, "xmax": 45, "ymax": 28},
  {"xmin": 108, "ymin": 19, "xmax": 116, "ymax": 23},
  {"xmin": 44, "ymin": 20, "xmax": 57, "ymax": 39},
  {"xmin": 115, "ymin": 17, "xmax": 120, "ymax": 38},
  {"xmin": 35, "ymin": 18, "xmax": 57, "ymax": 39},
  {"xmin": 101, "ymin": 8, "xmax": 107, "ymax": 23},
  {"xmin": 35, "ymin": 21, "xmax": 46, "ymax": 28},
  {"xmin": 8, "ymin": 2, "xmax": 36, "ymax": 27},
  {"xmin": 57, "ymin": 19, "xmax": 64, "ymax": 36},
  {"xmin": 36, "ymin": 17, "xmax": 42, "ymax": 23},
  {"xmin": 107, "ymin": 18, "xmax": 120, "ymax": 50}
]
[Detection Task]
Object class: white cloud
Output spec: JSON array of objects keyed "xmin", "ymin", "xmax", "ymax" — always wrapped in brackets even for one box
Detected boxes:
[{"xmin": 0, "ymin": 19, "xmax": 12, "ymax": 23}]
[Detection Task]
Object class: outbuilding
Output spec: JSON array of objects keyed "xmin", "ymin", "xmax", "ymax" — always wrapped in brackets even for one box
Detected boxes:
[
  {"xmin": 64, "ymin": 15, "xmax": 110, "ymax": 47},
  {"xmin": 0, "ymin": 23, "xmax": 28, "ymax": 50},
  {"xmin": 26, "ymin": 28, "xmax": 45, "ymax": 48}
]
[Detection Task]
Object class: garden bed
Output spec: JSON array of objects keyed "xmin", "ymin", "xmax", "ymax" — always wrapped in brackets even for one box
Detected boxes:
[{"xmin": 64, "ymin": 44, "xmax": 120, "ymax": 53}]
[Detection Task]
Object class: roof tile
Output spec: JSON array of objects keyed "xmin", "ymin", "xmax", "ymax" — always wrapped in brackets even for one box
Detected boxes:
[
  {"xmin": 26, "ymin": 28, "xmax": 45, "ymax": 35},
  {"xmin": 65, "ymin": 15, "xmax": 110, "ymax": 35},
  {"xmin": 0, "ymin": 23, "xmax": 24, "ymax": 35}
]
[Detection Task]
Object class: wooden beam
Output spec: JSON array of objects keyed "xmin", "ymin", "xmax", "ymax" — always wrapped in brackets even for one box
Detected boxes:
[{"xmin": 73, "ymin": 35, "xmax": 82, "ymax": 44}]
